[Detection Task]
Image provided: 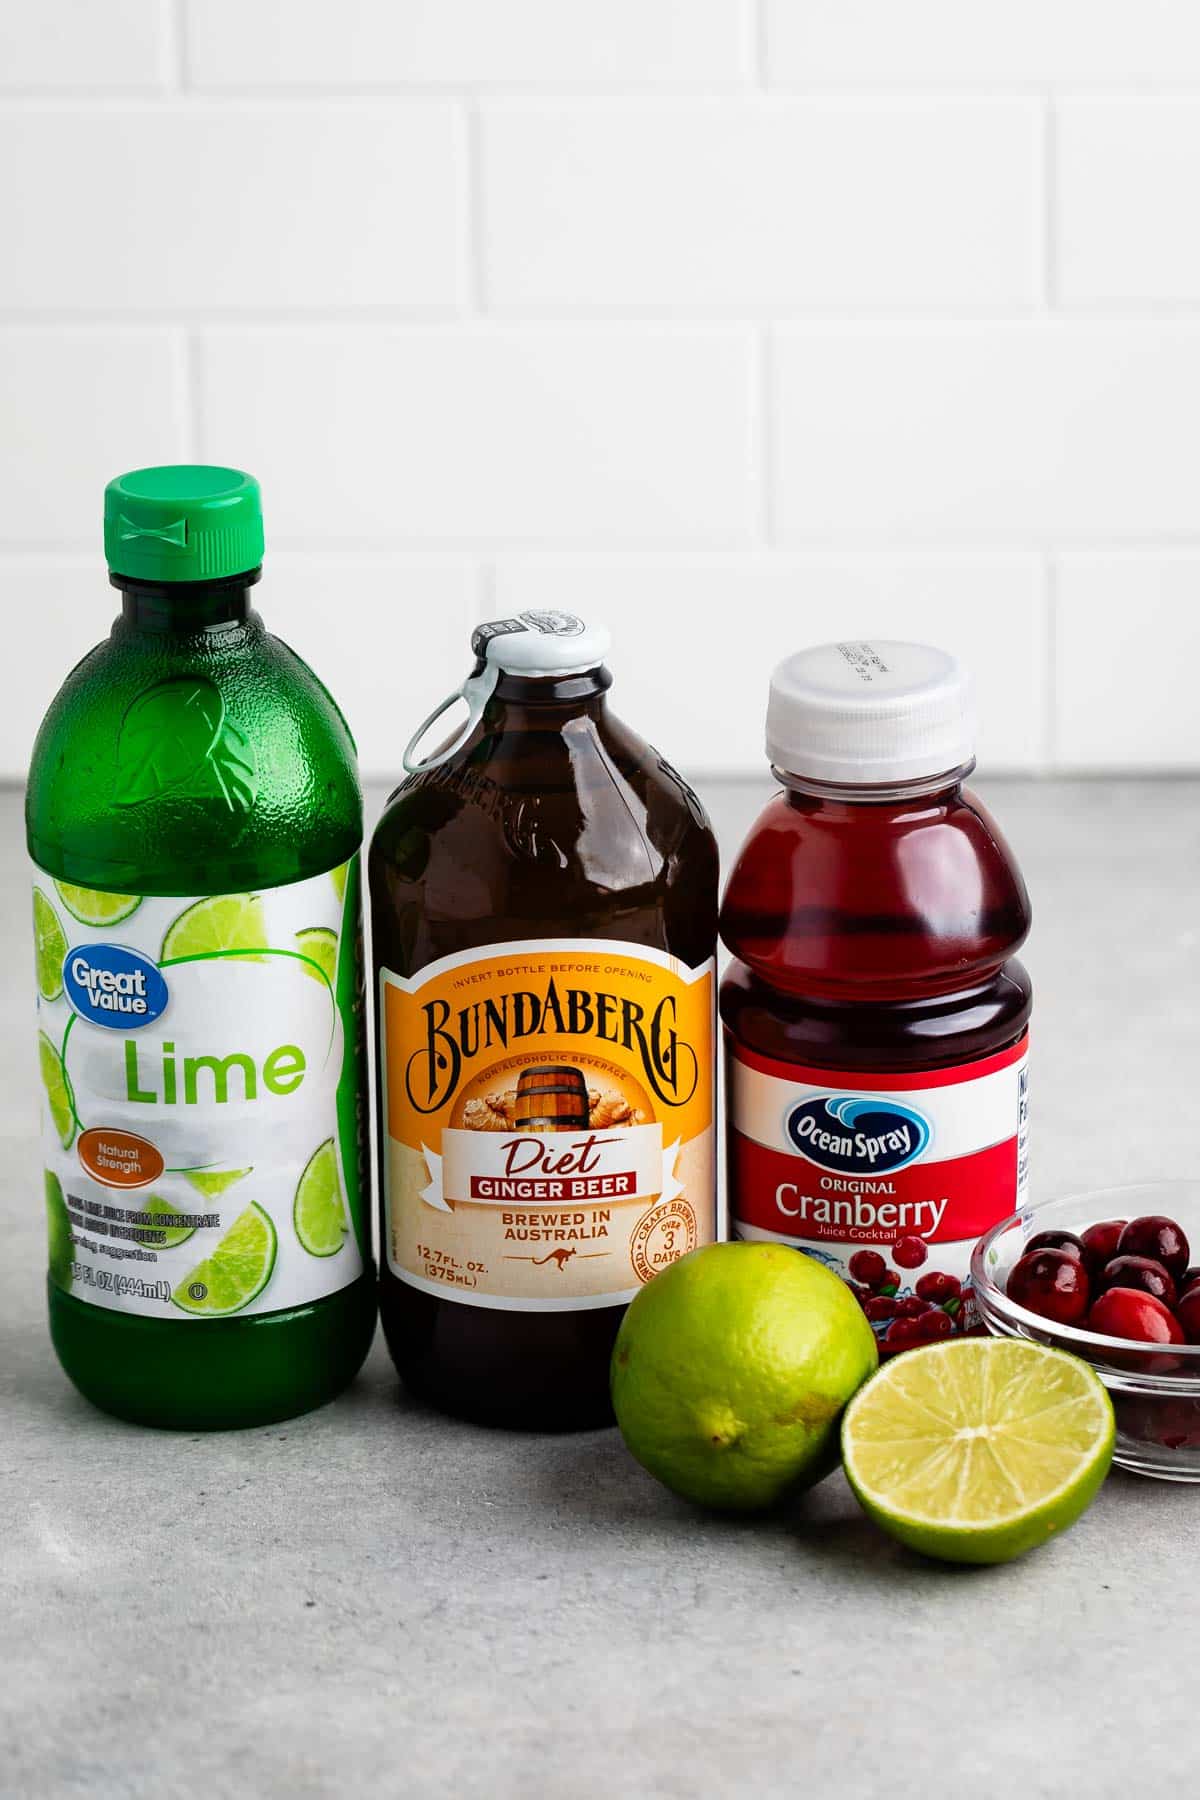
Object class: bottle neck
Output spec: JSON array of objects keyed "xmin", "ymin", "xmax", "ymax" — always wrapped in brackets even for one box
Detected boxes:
[
  {"xmin": 491, "ymin": 665, "xmax": 612, "ymax": 708},
  {"xmin": 112, "ymin": 567, "xmax": 261, "ymax": 632},
  {"xmin": 775, "ymin": 759, "xmax": 975, "ymax": 809}
]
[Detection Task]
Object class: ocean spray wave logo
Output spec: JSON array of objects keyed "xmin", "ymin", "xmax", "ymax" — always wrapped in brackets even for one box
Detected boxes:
[
  {"xmin": 63, "ymin": 943, "xmax": 168, "ymax": 1031},
  {"xmin": 785, "ymin": 1094, "xmax": 931, "ymax": 1176}
]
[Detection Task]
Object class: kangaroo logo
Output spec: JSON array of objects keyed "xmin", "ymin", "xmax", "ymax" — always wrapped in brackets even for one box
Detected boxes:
[{"xmin": 532, "ymin": 1248, "xmax": 576, "ymax": 1271}]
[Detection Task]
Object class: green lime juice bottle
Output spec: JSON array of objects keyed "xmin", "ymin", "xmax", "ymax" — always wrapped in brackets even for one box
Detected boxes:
[{"xmin": 27, "ymin": 466, "xmax": 375, "ymax": 1428}]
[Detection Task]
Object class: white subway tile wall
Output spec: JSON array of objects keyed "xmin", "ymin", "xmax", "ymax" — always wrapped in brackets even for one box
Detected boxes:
[{"xmin": 2, "ymin": 0, "xmax": 1198, "ymax": 780}]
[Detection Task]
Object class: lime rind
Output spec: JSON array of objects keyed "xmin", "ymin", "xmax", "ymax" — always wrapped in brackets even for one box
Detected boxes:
[
  {"xmin": 139, "ymin": 1195, "xmax": 198, "ymax": 1251},
  {"xmin": 171, "ymin": 1202, "xmax": 278, "ymax": 1317},
  {"xmin": 53, "ymin": 881, "xmax": 141, "ymax": 926},
  {"xmin": 160, "ymin": 892, "xmax": 268, "ymax": 964},
  {"xmin": 33, "ymin": 889, "xmax": 68, "ymax": 1002},
  {"xmin": 330, "ymin": 861, "xmax": 350, "ymax": 905},
  {"xmin": 294, "ymin": 926, "xmax": 337, "ymax": 987},
  {"xmin": 841, "ymin": 1337, "xmax": 1115, "ymax": 1565},
  {"xmin": 293, "ymin": 1138, "xmax": 347, "ymax": 1258},
  {"xmin": 611, "ymin": 1241, "xmax": 878, "ymax": 1512},
  {"xmin": 38, "ymin": 1029, "xmax": 76, "ymax": 1150}
]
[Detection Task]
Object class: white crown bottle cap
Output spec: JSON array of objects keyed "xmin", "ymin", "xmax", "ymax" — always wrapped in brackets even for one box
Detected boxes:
[
  {"xmin": 471, "ymin": 609, "xmax": 611, "ymax": 678},
  {"xmin": 766, "ymin": 640, "xmax": 975, "ymax": 786}
]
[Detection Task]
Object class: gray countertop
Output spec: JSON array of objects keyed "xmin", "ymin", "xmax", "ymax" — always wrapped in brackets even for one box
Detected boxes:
[{"xmin": 4, "ymin": 779, "xmax": 1198, "ymax": 1800}]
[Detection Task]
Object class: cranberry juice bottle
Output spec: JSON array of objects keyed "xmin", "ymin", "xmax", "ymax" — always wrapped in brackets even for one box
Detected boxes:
[
  {"xmin": 371, "ymin": 611, "xmax": 718, "ymax": 1429},
  {"xmin": 720, "ymin": 641, "xmax": 1031, "ymax": 1355}
]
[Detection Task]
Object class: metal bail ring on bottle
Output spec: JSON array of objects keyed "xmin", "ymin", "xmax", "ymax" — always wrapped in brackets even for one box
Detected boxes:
[{"xmin": 402, "ymin": 663, "xmax": 500, "ymax": 775}]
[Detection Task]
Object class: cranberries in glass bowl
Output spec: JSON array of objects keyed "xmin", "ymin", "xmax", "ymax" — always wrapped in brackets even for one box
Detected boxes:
[{"xmin": 972, "ymin": 1183, "xmax": 1200, "ymax": 1482}]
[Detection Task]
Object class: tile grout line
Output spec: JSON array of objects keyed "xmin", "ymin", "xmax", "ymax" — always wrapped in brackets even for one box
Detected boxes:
[
  {"xmin": 1043, "ymin": 95, "xmax": 1058, "ymax": 310},
  {"xmin": 1043, "ymin": 554, "xmax": 1059, "ymax": 770},
  {"xmin": 752, "ymin": 326, "xmax": 774, "ymax": 548},
  {"xmin": 160, "ymin": 0, "xmax": 188, "ymax": 94},
  {"xmin": 463, "ymin": 100, "xmax": 485, "ymax": 313},
  {"xmin": 750, "ymin": 0, "xmax": 770, "ymax": 87}
]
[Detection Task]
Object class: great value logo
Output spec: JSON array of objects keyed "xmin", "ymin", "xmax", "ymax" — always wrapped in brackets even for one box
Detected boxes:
[
  {"xmin": 785, "ymin": 1094, "xmax": 931, "ymax": 1176},
  {"xmin": 63, "ymin": 942, "xmax": 168, "ymax": 1031}
]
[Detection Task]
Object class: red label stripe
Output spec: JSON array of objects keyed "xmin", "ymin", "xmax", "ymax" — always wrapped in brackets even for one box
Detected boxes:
[{"xmin": 726, "ymin": 1031, "xmax": 1028, "ymax": 1093}]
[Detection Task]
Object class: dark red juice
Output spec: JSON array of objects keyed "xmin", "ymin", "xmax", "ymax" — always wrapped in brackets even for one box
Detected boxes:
[{"xmin": 720, "ymin": 641, "xmax": 1032, "ymax": 1352}]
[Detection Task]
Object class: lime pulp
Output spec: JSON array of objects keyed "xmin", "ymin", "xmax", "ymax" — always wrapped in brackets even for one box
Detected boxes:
[
  {"xmin": 160, "ymin": 892, "xmax": 267, "ymax": 963},
  {"xmin": 295, "ymin": 926, "xmax": 337, "ymax": 986},
  {"xmin": 841, "ymin": 1337, "xmax": 1115, "ymax": 1565},
  {"xmin": 38, "ymin": 1030, "xmax": 75, "ymax": 1150},
  {"xmin": 53, "ymin": 881, "xmax": 141, "ymax": 926},
  {"xmin": 171, "ymin": 1203, "xmax": 278, "ymax": 1317},
  {"xmin": 293, "ymin": 1139, "xmax": 347, "ymax": 1258},
  {"xmin": 33, "ymin": 889, "xmax": 67, "ymax": 1001}
]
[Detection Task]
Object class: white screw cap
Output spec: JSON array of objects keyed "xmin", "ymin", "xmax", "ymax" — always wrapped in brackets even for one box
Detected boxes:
[{"xmin": 766, "ymin": 640, "xmax": 975, "ymax": 786}]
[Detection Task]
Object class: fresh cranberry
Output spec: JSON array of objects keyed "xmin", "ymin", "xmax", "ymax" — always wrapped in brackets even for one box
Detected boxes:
[
  {"xmin": 915, "ymin": 1270, "xmax": 961, "ymax": 1304},
  {"xmin": 1116, "ymin": 1215, "xmax": 1190, "ymax": 1282},
  {"xmin": 1098, "ymin": 1255, "xmax": 1176, "ymax": 1308},
  {"xmin": 875, "ymin": 1274, "xmax": 900, "ymax": 1297},
  {"xmin": 1079, "ymin": 1219, "xmax": 1127, "ymax": 1276},
  {"xmin": 1176, "ymin": 1289, "xmax": 1200, "ymax": 1344},
  {"xmin": 892, "ymin": 1235, "xmax": 928, "ymax": 1270},
  {"xmin": 1025, "ymin": 1229, "xmax": 1085, "ymax": 1262},
  {"xmin": 1006, "ymin": 1248, "xmax": 1091, "ymax": 1325},
  {"xmin": 895, "ymin": 1295, "xmax": 933, "ymax": 1318},
  {"xmin": 1088, "ymin": 1287, "xmax": 1185, "ymax": 1345},
  {"xmin": 848, "ymin": 1249, "xmax": 887, "ymax": 1288},
  {"xmin": 1182, "ymin": 1268, "xmax": 1200, "ymax": 1294},
  {"xmin": 864, "ymin": 1296, "xmax": 899, "ymax": 1323}
]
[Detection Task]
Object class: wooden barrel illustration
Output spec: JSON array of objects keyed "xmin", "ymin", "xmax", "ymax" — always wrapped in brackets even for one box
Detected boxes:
[{"xmin": 513, "ymin": 1064, "xmax": 590, "ymax": 1132}]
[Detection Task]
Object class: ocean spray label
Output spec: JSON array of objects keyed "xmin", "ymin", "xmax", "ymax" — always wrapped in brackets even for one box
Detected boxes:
[
  {"xmin": 380, "ymin": 940, "xmax": 716, "ymax": 1311},
  {"xmin": 726, "ymin": 1036, "xmax": 1029, "ymax": 1338},
  {"xmin": 32, "ymin": 862, "xmax": 366, "ymax": 1319}
]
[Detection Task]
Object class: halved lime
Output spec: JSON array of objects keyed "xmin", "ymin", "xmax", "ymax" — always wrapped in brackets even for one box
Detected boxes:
[
  {"xmin": 842, "ymin": 1337, "xmax": 1114, "ymax": 1565},
  {"xmin": 293, "ymin": 1139, "xmax": 347, "ymax": 1258},
  {"xmin": 38, "ymin": 1030, "xmax": 75, "ymax": 1150},
  {"xmin": 295, "ymin": 926, "xmax": 337, "ymax": 986},
  {"xmin": 160, "ymin": 892, "xmax": 267, "ymax": 963},
  {"xmin": 137, "ymin": 1195, "xmax": 197, "ymax": 1251},
  {"xmin": 330, "ymin": 861, "xmax": 350, "ymax": 905},
  {"xmin": 45, "ymin": 1170, "xmax": 73, "ymax": 1288},
  {"xmin": 53, "ymin": 881, "xmax": 141, "ymax": 926},
  {"xmin": 33, "ymin": 889, "xmax": 68, "ymax": 1001},
  {"xmin": 183, "ymin": 1167, "xmax": 252, "ymax": 1200},
  {"xmin": 171, "ymin": 1203, "xmax": 277, "ymax": 1317}
]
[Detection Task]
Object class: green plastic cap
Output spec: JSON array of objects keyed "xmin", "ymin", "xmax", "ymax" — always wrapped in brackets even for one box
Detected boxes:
[{"xmin": 104, "ymin": 464, "xmax": 264, "ymax": 583}]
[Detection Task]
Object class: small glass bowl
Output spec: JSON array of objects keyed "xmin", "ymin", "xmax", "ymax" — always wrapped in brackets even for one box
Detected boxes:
[{"xmin": 972, "ymin": 1181, "xmax": 1200, "ymax": 1482}]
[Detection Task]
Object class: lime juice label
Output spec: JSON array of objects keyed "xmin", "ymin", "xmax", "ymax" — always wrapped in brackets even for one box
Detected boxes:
[{"xmin": 32, "ymin": 861, "xmax": 367, "ymax": 1319}]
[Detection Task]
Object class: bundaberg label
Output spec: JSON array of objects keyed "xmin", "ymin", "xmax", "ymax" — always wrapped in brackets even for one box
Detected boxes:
[{"xmin": 380, "ymin": 939, "xmax": 716, "ymax": 1311}]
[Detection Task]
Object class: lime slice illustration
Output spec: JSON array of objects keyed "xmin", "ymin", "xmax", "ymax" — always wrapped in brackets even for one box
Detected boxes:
[
  {"xmin": 293, "ymin": 1139, "xmax": 347, "ymax": 1258},
  {"xmin": 38, "ymin": 1031, "xmax": 75, "ymax": 1150},
  {"xmin": 171, "ymin": 1203, "xmax": 277, "ymax": 1317},
  {"xmin": 45, "ymin": 1170, "xmax": 73, "ymax": 1288},
  {"xmin": 160, "ymin": 893, "xmax": 267, "ymax": 963},
  {"xmin": 183, "ymin": 1167, "xmax": 252, "ymax": 1200},
  {"xmin": 53, "ymin": 881, "xmax": 141, "ymax": 927},
  {"xmin": 295, "ymin": 926, "xmax": 337, "ymax": 986},
  {"xmin": 138, "ymin": 1195, "xmax": 197, "ymax": 1251},
  {"xmin": 33, "ymin": 889, "xmax": 68, "ymax": 1002},
  {"xmin": 330, "ymin": 861, "xmax": 350, "ymax": 905}
]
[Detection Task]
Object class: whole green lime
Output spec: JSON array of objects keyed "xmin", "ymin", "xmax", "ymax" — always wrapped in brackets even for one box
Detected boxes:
[{"xmin": 611, "ymin": 1241, "xmax": 878, "ymax": 1511}]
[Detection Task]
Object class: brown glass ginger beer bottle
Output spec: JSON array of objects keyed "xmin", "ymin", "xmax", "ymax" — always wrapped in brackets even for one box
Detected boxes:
[{"xmin": 370, "ymin": 611, "xmax": 718, "ymax": 1429}]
